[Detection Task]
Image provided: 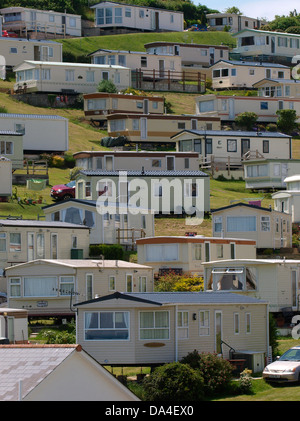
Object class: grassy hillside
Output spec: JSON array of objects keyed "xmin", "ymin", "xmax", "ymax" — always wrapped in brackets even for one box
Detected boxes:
[{"xmin": 58, "ymin": 31, "xmax": 235, "ymax": 61}]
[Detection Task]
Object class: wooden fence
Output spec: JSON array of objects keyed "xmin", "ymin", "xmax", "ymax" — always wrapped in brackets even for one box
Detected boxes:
[
  {"xmin": 132, "ymin": 69, "xmax": 206, "ymax": 93},
  {"xmin": 116, "ymin": 228, "xmax": 146, "ymax": 250}
]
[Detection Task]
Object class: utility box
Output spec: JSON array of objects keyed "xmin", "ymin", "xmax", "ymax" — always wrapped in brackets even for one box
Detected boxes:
[{"xmin": 71, "ymin": 248, "xmax": 83, "ymax": 259}]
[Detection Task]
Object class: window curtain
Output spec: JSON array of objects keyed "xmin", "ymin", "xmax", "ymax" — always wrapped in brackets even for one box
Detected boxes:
[
  {"xmin": 145, "ymin": 244, "xmax": 178, "ymax": 262},
  {"xmin": 24, "ymin": 277, "xmax": 56, "ymax": 297},
  {"xmin": 227, "ymin": 216, "xmax": 256, "ymax": 232},
  {"xmin": 140, "ymin": 311, "xmax": 169, "ymax": 339},
  {"xmin": 62, "ymin": 207, "xmax": 83, "ymax": 224}
]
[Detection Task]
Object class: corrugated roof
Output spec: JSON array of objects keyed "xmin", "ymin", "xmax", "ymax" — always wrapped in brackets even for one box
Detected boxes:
[
  {"xmin": 79, "ymin": 169, "xmax": 209, "ymax": 177},
  {"xmin": 172, "ymin": 129, "xmax": 290, "ymax": 139},
  {"xmin": 5, "ymin": 259, "xmax": 151, "ymax": 271},
  {"xmin": 20, "ymin": 60, "xmax": 129, "ymax": 70},
  {"xmin": 0, "ymin": 345, "xmax": 79, "ymax": 401},
  {"xmin": 0, "ymin": 113, "xmax": 67, "ymax": 120},
  {"xmin": 75, "ymin": 291, "xmax": 267, "ymax": 307},
  {"xmin": 212, "ymin": 59, "xmax": 288, "ymax": 68},
  {"xmin": 0, "ymin": 219, "xmax": 89, "ymax": 229}
]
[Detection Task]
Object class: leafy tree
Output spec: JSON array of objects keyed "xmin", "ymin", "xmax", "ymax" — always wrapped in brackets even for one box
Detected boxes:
[
  {"xmin": 235, "ymin": 112, "xmax": 258, "ymax": 131},
  {"xmin": 276, "ymin": 109, "xmax": 298, "ymax": 134},
  {"xmin": 224, "ymin": 6, "xmax": 242, "ymax": 15},
  {"xmin": 142, "ymin": 362, "xmax": 204, "ymax": 401}
]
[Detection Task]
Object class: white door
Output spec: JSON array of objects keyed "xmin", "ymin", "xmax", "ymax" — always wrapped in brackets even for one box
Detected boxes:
[
  {"xmin": 228, "ymin": 98, "xmax": 235, "ymax": 119},
  {"xmin": 105, "ymin": 156, "xmax": 114, "ymax": 170}
]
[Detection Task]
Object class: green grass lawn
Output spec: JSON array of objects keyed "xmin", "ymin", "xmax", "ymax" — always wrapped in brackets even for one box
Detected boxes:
[{"xmin": 58, "ymin": 31, "xmax": 235, "ymax": 60}]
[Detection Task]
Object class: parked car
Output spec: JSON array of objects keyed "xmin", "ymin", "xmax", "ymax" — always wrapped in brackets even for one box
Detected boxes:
[
  {"xmin": 2, "ymin": 30, "xmax": 19, "ymax": 37},
  {"xmin": 263, "ymin": 346, "xmax": 300, "ymax": 383},
  {"xmin": 50, "ymin": 180, "xmax": 76, "ymax": 200}
]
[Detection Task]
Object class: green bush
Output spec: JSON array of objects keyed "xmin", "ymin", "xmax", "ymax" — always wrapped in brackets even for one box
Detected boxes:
[
  {"xmin": 98, "ymin": 80, "xmax": 118, "ymax": 93},
  {"xmin": 180, "ymin": 349, "xmax": 201, "ymax": 369},
  {"xmin": 63, "ymin": 153, "xmax": 76, "ymax": 168},
  {"xmin": 238, "ymin": 369, "xmax": 253, "ymax": 394},
  {"xmin": 142, "ymin": 362, "xmax": 204, "ymax": 401},
  {"xmin": 89, "ymin": 244, "xmax": 124, "ymax": 260},
  {"xmin": 197, "ymin": 352, "xmax": 233, "ymax": 394}
]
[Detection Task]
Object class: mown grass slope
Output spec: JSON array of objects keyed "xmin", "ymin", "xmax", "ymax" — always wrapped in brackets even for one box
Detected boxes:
[{"xmin": 58, "ymin": 31, "xmax": 235, "ymax": 60}]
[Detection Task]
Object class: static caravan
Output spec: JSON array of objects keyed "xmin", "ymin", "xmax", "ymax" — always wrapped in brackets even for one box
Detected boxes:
[
  {"xmin": 203, "ymin": 258, "xmax": 300, "ymax": 315},
  {"xmin": 0, "ymin": 6, "xmax": 81, "ymax": 37},
  {"xmin": 0, "ymin": 37, "xmax": 62, "ymax": 68},
  {"xmin": 211, "ymin": 202, "xmax": 292, "ymax": 249},
  {"xmin": 144, "ymin": 41, "xmax": 229, "ymax": 68},
  {"xmin": 76, "ymin": 169, "xmax": 211, "ymax": 214},
  {"xmin": 136, "ymin": 235, "xmax": 256, "ymax": 277},
  {"xmin": 42, "ymin": 198, "xmax": 155, "ymax": 247},
  {"xmin": 232, "ymin": 29, "xmax": 300, "ymax": 63},
  {"xmin": 173, "ymin": 129, "xmax": 292, "ymax": 170},
  {"xmin": 83, "ymin": 92, "xmax": 164, "ymax": 127},
  {"xmin": 195, "ymin": 93, "xmax": 300, "ymax": 123},
  {"xmin": 13, "ymin": 60, "xmax": 131, "ymax": 94},
  {"xmin": 0, "ymin": 157, "xmax": 12, "ymax": 200},
  {"xmin": 243, "ymin": 159, "xmax": 300, "ymax": 190},
  {"xmin": 5, "ymin": 259, "xmax": 154, "ymax": 317},
  {"xmin": 0, "ymin": 308, "xmax": 28, "ymax": 344},
  {"xmin": 207, "ymin": 13, "xmax": 261, "ymax": 33},
  {"xmin": 0, "ymin": 113, "xmax": 68, "ymax": 153},
  {"xmin": 89, "ymin": 48, "xmax": 182, "ymax": 78},
  {"xmin": 211, "ymin": 60, "xmax": 290, "ymax": 90},
  {"xmin": 74, "ymin": 291, "xmax": 269, "ymax": 370},
  {"xmin": 73, "ymin": 150, "xmax": 200, "ymax": 172},
  {"xmin": 0, "ymin": 219, "xmax": 90, "ymax": 293},
  {"xmin": 253, "ymin": 78, "xmax": 300, "ymax": 98},
  {"xmin": 107, "ymin": 113, "xmax": 221, "ymax": 144},
  {"xmin": 91, "ymin": 1, "xmax": 184, "ymax": 33},
  {"xmin": 0, "ymin": 131, "xmax": 23, "ymax": 169},
  {"xmin": 273, "ymin": 175, "xmax": 300, "ymax": 223}
]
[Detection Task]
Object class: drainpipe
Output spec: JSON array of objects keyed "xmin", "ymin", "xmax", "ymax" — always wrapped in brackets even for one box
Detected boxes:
[{"xmin": 175, "ymin": 305, "xmax": 178, "ymax": 362}]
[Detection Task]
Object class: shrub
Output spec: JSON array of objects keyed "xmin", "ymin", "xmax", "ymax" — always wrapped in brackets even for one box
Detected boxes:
[
  {"xmin": 63, "ymin": 153, "xmax": 76, "ymax": 168},
  {"xmin": 98, "ymin": 80, "xmax": 118, "ymax": 93},
  {"xmin": 238, "ymin": 369, "xmax": 253, "ymax": 394},
  {"xmin": 142, "ymin": 362, "xmax": 204, "ymax": 401},
  {"xmin": 197, "ymin": 352, "xmax": 233, "ymax": 394},
  {"xmin": 180, "ymin": 349, "xmax": 201, "ymax": 370},
  {"xmin": 51, "ymin": 155, "xmax": 65, "ymax": 168},
  {"xmin": 154, "ymin": 271, "xmax": 203, "ymax": 292},
  {"xmin": 70, "ymin": 166, "xmax": 83, "ymax": 180},
  {"xmin": 89, "ymin": 244, "xmax": 124, "ymax": 260},
  {"xmin": 42, "ymin": 330, "xmax": 75, "ymax": 344}
]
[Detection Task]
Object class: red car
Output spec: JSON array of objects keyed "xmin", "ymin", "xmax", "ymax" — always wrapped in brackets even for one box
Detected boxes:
[
  {"xmin": 2, "ymin": 30, "xmax": 19, "ymax": 38},
  {"xmin": 50, "ymin": 180, "xmax": 76, "ymax": 201}
]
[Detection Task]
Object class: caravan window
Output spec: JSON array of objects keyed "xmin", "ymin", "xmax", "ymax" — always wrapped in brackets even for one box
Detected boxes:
[
  {"xmin": 85, "ymin": 311, "xmax": 130, "ymax": 340},
  {"xmin": 211, "ymin": 267, "xmax": 257, "ymax": 291}
]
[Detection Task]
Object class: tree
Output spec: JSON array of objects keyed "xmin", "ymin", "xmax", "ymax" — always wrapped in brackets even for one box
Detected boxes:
[
  {"xmin": 224, "ymin": 6, "xmax": 242, "ymax": 15},
  {"xmin": 235, "ymin": 112, "xmax": 258, "ymax": 131},
  {"xmin": 276, "ymin": 109, "xmax": 298, "ymax": 134}
]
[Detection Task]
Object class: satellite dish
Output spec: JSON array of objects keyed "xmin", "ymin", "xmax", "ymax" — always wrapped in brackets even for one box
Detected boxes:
[{"xmin": 0, "ymin": 55, "xmax": 6, "ymax": 80}]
